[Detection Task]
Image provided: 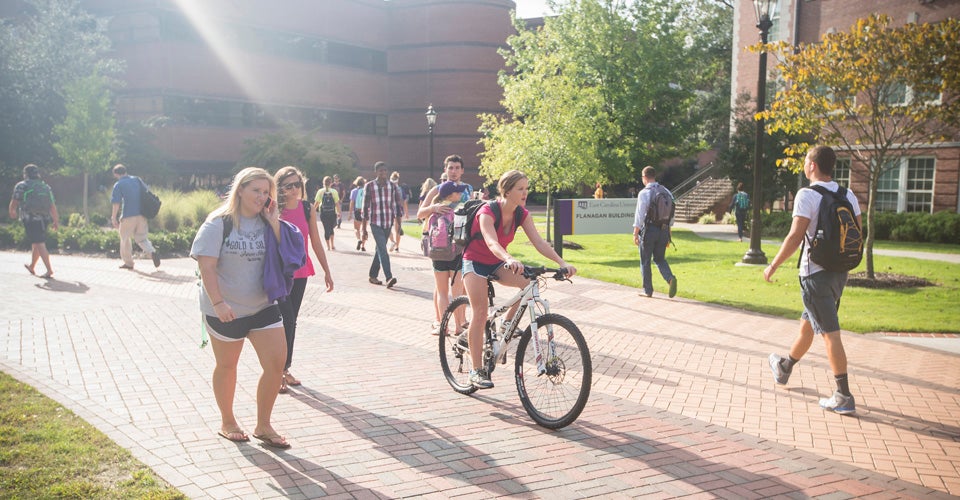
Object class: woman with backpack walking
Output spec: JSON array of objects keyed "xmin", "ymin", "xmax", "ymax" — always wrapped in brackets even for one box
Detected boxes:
[
  {"xmin": 730, "ymin": 182, "xmax": 750, "ymax": 242},
  {"xmin": 460, "ymin": 170, "xmax": 576, "ymax": 389},
  {"xmin": 420, "ymin": 181, "xmax": 469, "ymax": 335},
  {"xmin": 314, "ymin": 176, "xmax": 340, "ymax": 251},
  {"xmin": 274, "ymin": 166, "xmax": 334, "ymax": 394}
]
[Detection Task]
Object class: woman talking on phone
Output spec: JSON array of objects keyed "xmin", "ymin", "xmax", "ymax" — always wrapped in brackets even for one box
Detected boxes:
[{"xmin": 190, "ymin": 167, "xmax": 292, "ymax": 449}]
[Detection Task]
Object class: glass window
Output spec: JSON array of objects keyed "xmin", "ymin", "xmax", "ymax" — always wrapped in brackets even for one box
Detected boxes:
[
  {"xmin": 874, "ymin": 157, "xmax": 935, "ymax": 213},
  {"xmin": 876, "ymin": 159, "xmax": 900, "ymax": 212},
  {"xmin": 905, "ymin": 158, "xmax": 934, "ymax": 213},
  {"xmin": 834, "ymin": 158, "xmax": 850, "ymax": 188}
]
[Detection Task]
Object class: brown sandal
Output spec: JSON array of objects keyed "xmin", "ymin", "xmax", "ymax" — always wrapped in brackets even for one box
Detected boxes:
[{"xmin": 283, "ymin": 371, "xmax": 301, "ymax": 386}]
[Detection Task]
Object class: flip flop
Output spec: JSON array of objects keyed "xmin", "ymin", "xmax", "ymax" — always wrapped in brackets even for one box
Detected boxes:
[
  {"xmin": 253, "ymin": 433, "xmax": 291, "ymax": 449},
  {"xmin": 24, "ymin": 264, "xmax": 35, "ymax": 275},
  {"xmin": 40, "ymin": 272, "xmax": 53, "ymax": 279},
  {"xmin": 218, "ymin": 429, "xmax": 249, "ymax": 442}
]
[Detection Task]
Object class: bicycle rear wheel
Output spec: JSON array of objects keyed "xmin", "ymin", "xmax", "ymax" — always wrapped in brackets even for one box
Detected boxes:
[
  {"xmin": 514, "ymin": 313, "xmax": 591, "ymax": 429},
  {"xmin": 439, "ymin": 295, "xmax": 477, "ymax": 395}
]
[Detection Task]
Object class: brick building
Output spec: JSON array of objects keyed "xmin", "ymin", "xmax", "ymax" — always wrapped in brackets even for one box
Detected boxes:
[
  {"xmin": 79, "ymin": 0, "xmax": 516, "ymax": 187},
  {"xmin": 731, "ymin": 0, "xmax": 960, "ymax": 213}
]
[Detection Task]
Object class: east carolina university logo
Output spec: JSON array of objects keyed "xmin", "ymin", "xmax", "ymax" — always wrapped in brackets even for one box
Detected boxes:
[{"xmin": 577, "ymin": 201, "xmax": 589, "ymax": 210}]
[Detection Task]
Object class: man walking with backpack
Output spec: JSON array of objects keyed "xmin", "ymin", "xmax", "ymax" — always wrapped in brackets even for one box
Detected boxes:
[
  {"xmin": 9, "ymin": 164, "xmax": 59, "ymax": 278},
  {"xmin": 764, "ymin": 145, "xmax": 863, "ymax": 415},
  {"xmin": 111, "ymin": 164, "xmax": 160, "ymax": 270},
  {"xmin": 633, "ymin": 166, "xmax": 677, "ymax": 298}
]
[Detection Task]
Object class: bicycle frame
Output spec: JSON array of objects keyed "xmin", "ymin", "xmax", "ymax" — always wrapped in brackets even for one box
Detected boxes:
[{"xmin": 484, "ymin": 276, "xmax": 553, "ymax": 375}]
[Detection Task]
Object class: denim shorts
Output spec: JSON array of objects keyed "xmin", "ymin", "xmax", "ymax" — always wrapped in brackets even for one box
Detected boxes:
[
  {"xmin": 462, "ymin": 258, "xmax": 503, "ymax": 279},
  {"xmin": 799, "ymin": 270, "xmax": 847, "ymax": 334},
  {"xmin": 205, "ymin": 304, "xmax": 283, "ymax": 342}
]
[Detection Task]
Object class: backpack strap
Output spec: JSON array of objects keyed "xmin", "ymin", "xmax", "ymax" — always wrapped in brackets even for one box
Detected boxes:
[
  {"xmin": 302, "ymin": 199, "xmax": 312, "ymax": 221},
  {"xmin": 220, "ymin": 215, "xmax": 233, "ymax": 246}
]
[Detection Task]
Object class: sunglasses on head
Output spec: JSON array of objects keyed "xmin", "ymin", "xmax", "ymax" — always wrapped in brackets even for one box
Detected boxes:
[{"xmin": 280, "ymin": 181, "xmax": 303, "ymax": 191}]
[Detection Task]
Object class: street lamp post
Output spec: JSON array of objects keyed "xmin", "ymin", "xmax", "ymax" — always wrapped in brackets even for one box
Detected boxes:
[
  {"xmin": 425, "ymin": 104, "xmax": 437, "ymax": 181},
  {"xmin": 742, "ymin": 0, "xmax": 774, "ymax": 265}
]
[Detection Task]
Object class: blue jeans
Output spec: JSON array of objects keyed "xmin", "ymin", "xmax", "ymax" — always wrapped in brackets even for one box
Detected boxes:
[
  {"xmin": 735, "ymin": 209, "xmax": 748, "ymax": 239},
  {"xmin": 640, "ymin": 225, "xmax": 674, "ymax": 295},
  {"xmin": 369, "ymin": 223, "xmax": 393, "ymax": 280}
]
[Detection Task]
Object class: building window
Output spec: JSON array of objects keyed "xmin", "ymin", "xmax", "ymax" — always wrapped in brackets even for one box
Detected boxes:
[
  {"xmin": 834, "ymin": 158, "xmax": 850, "ymax": 188},
  {"xmin": 161, "ymin": 95, "xmax": 387, "ymax": 135},
  {"xmin": 768, "ymin": 1, "xmax": 782, "ymax": 43},
  {"xmin": 876, "ymin": 157, "xmax": 935, "ymax": 213}
]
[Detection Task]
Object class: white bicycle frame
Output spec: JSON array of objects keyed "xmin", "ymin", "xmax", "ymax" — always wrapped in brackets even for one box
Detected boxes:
[{"xmin": 488, "ymin": 277, "xmax": 555, "ymax": 375}]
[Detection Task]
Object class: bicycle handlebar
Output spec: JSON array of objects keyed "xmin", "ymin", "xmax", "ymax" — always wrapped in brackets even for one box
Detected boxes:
[{"xmin": 522, "ymin": 265, "xmax": 571, "ymax": 281}]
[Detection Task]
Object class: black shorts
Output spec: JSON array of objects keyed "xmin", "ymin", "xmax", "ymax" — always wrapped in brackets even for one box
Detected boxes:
[
  {"xmin": 205, "ymin": 305, "xmax": 282, "ymax": 341},
  {"xmin": 23, "ymin": 217, "xmax": 48, "ymax": 244},
  {"xmin": 432, "ymin": 254, "xmax": 463, "ymax": 273}
]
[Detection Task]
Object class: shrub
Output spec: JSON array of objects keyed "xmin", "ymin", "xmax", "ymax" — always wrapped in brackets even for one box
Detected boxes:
[
  {"xmin": 698, "ymin": 213, "xmax": 717, "ymax": 224},
  {"xmin": 760, "ymin": 211, "xmax": 792, "ymax": 238},
  {"xmin": 868, "ymin": 211, "xmax": 960, "ymax": 244},
  {"xmin": 720, "ymin": 212, "xmax": 736, "ymax": 224}
]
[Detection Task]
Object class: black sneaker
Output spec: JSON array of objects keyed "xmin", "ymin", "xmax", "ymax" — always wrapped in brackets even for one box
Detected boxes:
[
  {"xmin": 470, "ymin": 368, "xmax": 493, "ymax": 389},
  {"xmin": 152, "ymin": 252, "xmax": 161, "ymax": 268},
  {"xmin": 386, "ymin": 277, "xmax": 397, "ymax": 288}
]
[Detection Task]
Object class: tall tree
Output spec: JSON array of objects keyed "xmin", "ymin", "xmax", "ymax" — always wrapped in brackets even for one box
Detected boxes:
[
  {"xmin": 52, "ymin": 71, "xmax": 118, "ymax": 223},
  {"xmin": 0, "ymin": 0, "xmax": 119, "ymax": 182},
  {"xmin": 757, "ymin": 14, "xmax": 960, "ymax": 278},
  {"xmin": 481, "ymin": 0, "xmax": 707, "ymax": 236},
  {"xmin": 238, "ymin": 127, "xmax": 357, "ymax": 183}
]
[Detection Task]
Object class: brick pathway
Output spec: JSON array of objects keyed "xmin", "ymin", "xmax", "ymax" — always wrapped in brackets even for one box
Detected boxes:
[{"xmin": 1, "ymin": 225, "xmax": 958, "ymax": 499}]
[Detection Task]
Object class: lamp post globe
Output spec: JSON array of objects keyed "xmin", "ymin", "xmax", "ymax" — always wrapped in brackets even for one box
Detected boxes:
[
  {"xmin": 425, "ymin": 104, "xmax": 437, "ymax": 181},
  {"xmin": 742, "ymin": 0, "xmax": 774, "ymax": 265}
]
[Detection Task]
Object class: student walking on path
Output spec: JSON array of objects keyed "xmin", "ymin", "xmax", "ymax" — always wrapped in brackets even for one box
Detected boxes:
[
  {"xmin": 274, "ymin": 166, "xmax": 334, "ymax": 394},
  {"xmin": 110, "ymin": 164, "xmax": 160, "ymax": 270},
  {"xmin": 190, "ymin": 167, "xmax": 293, "ymax": 449},
  {"xmin": 9, "ymin": 164, "xmax": 59, "ymax": 278},
  {"xmin": 314, "ymin": 176, "xmax": 341, "ymax": 251},
  {"xmin": 361, "ymin": 162, "xmax": 404, "ymax": 288},
  {"xmin": 730, "ymin": 182, "xmax": 750, "ymax": 242},
  {"xmin": 764, "ymin": 145, "xmax": 862, "ymax": 415},
  {"xmin": 633, "ymin": 166, "xmax": 677, "ymax": 298}
]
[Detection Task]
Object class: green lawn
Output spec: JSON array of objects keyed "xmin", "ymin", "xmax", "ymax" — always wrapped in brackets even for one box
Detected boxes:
[
  {"xmin": 402, "ymin": 218, "xmax": 960, "ymax": 333},
  {"xmin": 0, "ymin": 372, "xmax": 185, "ymax": 499}
]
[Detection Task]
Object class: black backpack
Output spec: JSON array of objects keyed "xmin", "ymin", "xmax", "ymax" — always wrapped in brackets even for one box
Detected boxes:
[
  {"xmin": 21, "ymin": 179, "xmax": 53, "ymax": 215},
  {"xmin": 319, "ymin": 189, "xmax": 336, "ymax": 213},
  {"xmin": 137, "ymin": 177, "xmax": 162, "ymax": 219},
  {"xmin": 452, "ymin": 200, "xmax": 524, "ymax": 248},
  {"xmin": 645, "ymin": 184, "xmax": 674, "ymax": 227},
  {"xmin": 803, "ymin": 185, "xmax": 863, "ymax": 272}
]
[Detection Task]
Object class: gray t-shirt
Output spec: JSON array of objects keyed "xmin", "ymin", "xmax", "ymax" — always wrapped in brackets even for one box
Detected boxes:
[{"xmin": 190, "ymin": 214, "xmax": 271, "ymax": 317}]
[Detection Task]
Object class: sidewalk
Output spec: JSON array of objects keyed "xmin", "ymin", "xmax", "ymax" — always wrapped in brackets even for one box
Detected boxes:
[{"xmin": 1, "ymin": 225, "xmax": 958, "ymax": 498}]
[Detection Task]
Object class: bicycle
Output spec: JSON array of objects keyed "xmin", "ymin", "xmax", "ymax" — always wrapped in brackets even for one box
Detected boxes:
[{"xmin": 438, "ymin": 265, "xmax": 592, "ymax": 429}]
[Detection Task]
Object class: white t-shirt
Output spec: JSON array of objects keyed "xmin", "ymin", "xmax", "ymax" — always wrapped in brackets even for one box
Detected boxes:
[
  {"xmin": 793, "ymin": 181, "xmax": 861, "ymax": 277},
  {"xmin": 190, "ymin": 214, "xmax": 270, "ymax": 317}
]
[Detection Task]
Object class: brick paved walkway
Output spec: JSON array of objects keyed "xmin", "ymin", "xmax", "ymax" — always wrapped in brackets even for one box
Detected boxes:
[{"xmin": 1, "ymin": 225, "xmax": 958, "ymax": 499}]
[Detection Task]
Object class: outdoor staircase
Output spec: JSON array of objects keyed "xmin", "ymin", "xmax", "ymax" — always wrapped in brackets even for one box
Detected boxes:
[{"xmin": 673, "ymin": 176, "xmax": 735, "ymax": 223}]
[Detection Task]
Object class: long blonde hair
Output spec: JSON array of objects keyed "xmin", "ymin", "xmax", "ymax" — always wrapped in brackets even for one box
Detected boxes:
[{"xmin": 209, "ymin": 167, "xmax": 276, "ymax": 228}]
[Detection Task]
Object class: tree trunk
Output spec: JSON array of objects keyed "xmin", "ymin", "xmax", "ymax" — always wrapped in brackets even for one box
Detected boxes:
[
  {"xmin": 865, "ymin": 169, "xmax": 878, "ymax": 280},
  {"xmin": 82, "ymin": 172, "xmax": 89, "ymax": 225}
]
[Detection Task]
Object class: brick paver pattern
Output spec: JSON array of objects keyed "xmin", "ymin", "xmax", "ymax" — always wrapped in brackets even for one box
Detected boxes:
[{"xmin": 1, "ymin": 224, "xmax": 958, "ymax": 499}]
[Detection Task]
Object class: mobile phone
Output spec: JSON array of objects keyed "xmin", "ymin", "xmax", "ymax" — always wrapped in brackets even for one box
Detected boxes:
[{"xmin": 265, "ymin": 197, "xmax": 273, "ymax": 210}]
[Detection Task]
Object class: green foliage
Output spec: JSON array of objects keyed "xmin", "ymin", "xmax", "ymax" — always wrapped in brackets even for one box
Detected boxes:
[
  {"xmin": 152, "ymin": 188, "xmax": 221, "ymax": 232},
  {"xmin": 871, "ymin": 211, "xmax": 960, "ymax": 244},
  {"xmin": 0, "ymin": 0, "xmax": 121, "ymax": 182},
  {"xmin": 238, "ymin": 127, "xmax": 357, "ymax": 185},
  {"xmin": 760, "ymin": 211, "xmax": 793, "ymax": 238},
  {"xmin": 756, "ymin": 14, "xmax": 960, "ymax": 277},
  {"xmin": 480, "ymin": 0, "xmax": 725, "ymax": 193},
  {"xmin": 0, "ymin": 371, "xmax": 185, "ymax": 499}
]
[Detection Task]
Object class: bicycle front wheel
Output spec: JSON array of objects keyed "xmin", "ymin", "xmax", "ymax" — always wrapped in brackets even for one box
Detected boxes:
[
  {"xmin": 514, "ymin": 313, "xmax": 591, "ymax": 429},
  {"xmin": 439, "ymin": 295, "xmax": 477, "ymax": 395}
]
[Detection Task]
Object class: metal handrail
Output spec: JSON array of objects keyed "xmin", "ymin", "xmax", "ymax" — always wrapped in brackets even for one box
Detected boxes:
[{"xmin": 673, "ymin": 162, "xmax": 723, "ymax": 200}]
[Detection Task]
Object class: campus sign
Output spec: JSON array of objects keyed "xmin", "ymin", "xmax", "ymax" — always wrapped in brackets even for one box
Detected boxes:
[{"xmin": 552, "ymin": 198, "xmax": 636, "ymax": 255}]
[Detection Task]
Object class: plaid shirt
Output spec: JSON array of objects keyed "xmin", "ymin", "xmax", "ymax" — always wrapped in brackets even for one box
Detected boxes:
[{"xmin": 362, "ymin": 179, "xmax": 404, "ymax": 228}]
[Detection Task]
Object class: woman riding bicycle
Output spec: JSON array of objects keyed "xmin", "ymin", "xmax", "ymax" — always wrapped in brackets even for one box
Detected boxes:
[{"xmin": 462, "ymin": 169, "xmax": 576, "ymax": 389}]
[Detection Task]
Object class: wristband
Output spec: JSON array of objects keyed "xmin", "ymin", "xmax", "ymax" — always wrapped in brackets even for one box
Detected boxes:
[{"xmin": 212, "ymin": 301, "xmax": 224, "ymax": 307}]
